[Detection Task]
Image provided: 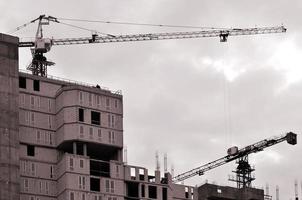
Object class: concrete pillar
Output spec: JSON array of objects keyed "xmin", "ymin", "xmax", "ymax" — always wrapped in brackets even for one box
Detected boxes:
[
  {"xmin": 73, "ymin": 142, "xmax": 77, "ymax": 154},
  {"xmin": 0, "ymin": 33, "xmax": 20, "ymax": 200},
  {"xmin": 83, "ymin": 143, "xmax": 87, "ymax": 156}
]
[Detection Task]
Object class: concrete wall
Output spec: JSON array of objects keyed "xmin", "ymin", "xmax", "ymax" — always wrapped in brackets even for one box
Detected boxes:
[{"xmin": 0, "ymin": 33, "xmax": 20, "ymax": 200}]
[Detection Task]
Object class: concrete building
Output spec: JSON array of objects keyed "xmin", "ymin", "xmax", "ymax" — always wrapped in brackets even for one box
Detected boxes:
[
  {"xmin": 198, "ymin": 183, "xmax": 264, "ymax": 200},
  {"xmin": 0, "ymin": 33, "xmax": 265, "ymax": 200}
]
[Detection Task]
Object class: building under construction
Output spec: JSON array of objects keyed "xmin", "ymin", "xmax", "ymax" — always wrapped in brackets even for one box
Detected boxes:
[{"xmin": 0, "ymin": 32, "xmax": 295, "ymax": 200}]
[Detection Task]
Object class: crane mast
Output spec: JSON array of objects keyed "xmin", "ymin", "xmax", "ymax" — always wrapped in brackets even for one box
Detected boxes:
[
  {"xmin": 172, "ymin": 132, "xmax": 297, "ymax": 184},
  {"xmin": 17, "ymin": 15, "xmax": 286, "ymax": 77}
]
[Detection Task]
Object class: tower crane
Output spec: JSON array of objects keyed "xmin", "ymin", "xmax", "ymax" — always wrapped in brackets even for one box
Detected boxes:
[
  {"xmin": 17, "ymin": 15, "xmax": 287, "ymax": 77},
  {"xmin": 172, "ymin": 132, "xmax": 297, "ymax": 188}
]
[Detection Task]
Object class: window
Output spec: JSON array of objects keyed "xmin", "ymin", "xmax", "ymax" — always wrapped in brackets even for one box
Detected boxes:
[
  {"xmin": 20, "ymin": 94, "xmax": 25, "ymax": 105},
  {"xmin": 116, "ymin": 165, "xmax": 119, "ymax": 177},
  {"xmin": 91, "ymin": 111, "xmax": 100, "ymax": 125},
  {"xmin": 130, "ymin": 167, "xmax": 136, "ymax": 180},
  {"xmin": 19, "ymin": 76, "xmax": 26, "ymax": 89},
  {"xmin": 33, "ymin": 80, "xmax": 40, "ymax": 91},
  {"xmin": 49, "ymin": 133, "xmax": 53, "ymax": 145},
  {"xmin": 48, "ymin": 116, "xmax": 52, "ymax": 129},
  {"xmin": 110, "ymin": 181, "xmax": 114, "ymax": 193},
  {"xmin": 89, "ymin": 93, "xmax": 92, "ymax": 106},
  {"xmin": 108, "ymin": 114, "xmax": 110, "ymax": 127},
  {"xmin": 185, "ymin": 187, "xmax": 189, "ymax": 199},
  {"xmin": 30, "ymin": 112, "xmax": 35, "ymax": 125},
  {"xmin": 31, "ymin": 162, "xmax": 36, "ymax": 176},
  {"xmin": 36, "ymin": 96, "xmax": 40, "ymax": 108},
  {"xmin": 82, "ymin": 193, "xmax": 86, "ymax": 200},
  {"xmin": 24, "ymin": 179, "xmax": 29, "ymax": 191},
  {"xmin": 106, "ymin": 98, "xmax": 110, "ymax": 107},
  {"xmin": 70, "ymin": 192, "xmax": 75, "ymax": 200},
  {"xmin": 109, "ymin": 131, "xmax": 115, "ymax": 144},
  {"xmin": 27, "ymin": 145, "xmax": 35, "ymax": 156},
  {"xmin": 30, "ymin": 96, "xmax": 35, "ymax": 108},
  {"xmin": 70, "ymin": 158, "xmax": 74, "ymax": 170},
  {"xmin": 217, "ymin": 188, "xmax": 222, "ymax": 193},
  {"xmin": 79, "ymin": 108, "xmax": 84, "ymax": 122},
  {"xmin": 89, "ymin": 127, "xmax": 93, "ymax": 139},
  {"xmin": 148, "ymin": 186, "xmax": 157, "ymax": 199},
  {"xmin": 191, "ymin": 188, "xmax": 194, "ymax": 199},
  {"xmin": 45, "ymin": 132, "xmax": 50, "ymax": 144},
  {"xmin": 36, "ymin": 130, "xmax": 41, "ymax": 143},
  {"xmin": 139, "ymin": 169, "xmax": 144, "ymax": 181},
  {"xmin": 25, "ymin": 112, "xmax": 30, "ymax": 124},
  {"xmin": 50, "ymin": 166, "xmax": 54, "ymax": 178},
  {"xmin": 111, "ymin": 115, "xmax": 115, "ymax": 127},
  {"xmin": 96, "ymin": 96, "xmax": 100, "ymax": 107},
  {"xmin": 79, "ymin": 91, "xmax": 83, "ymax": 104},
  {"xmin": 90, "ymin": 178, "xmax": 100, "ymax": 192},
  {"xmin": 162, "ymin": 188, "xmax": 167, "ymax": 200},
  {"xmin": 141, "ymin": 184, "xmax": 145, "ymax": 197},
  {"xmin": 80, "ymin": 159, "xmax": 84, "ymax": 168},
  {"xmin": 45, "ymin": 181, "xmax": 49, "ymax": 194},
  {"xmin": 80, "ymin": 126, "xmax": 84, "ymax": 138},
  {"xmin": 98, "ymin": 129, "xmax": 102, "ymax": 141},
  {"xmin": 105, "ymin": 180, "xmax": 110, "ymax": 192},
  {"xmin": 47, "ymin": 99, "xmax": 51, "ymax": 112},
  {"xmin": 39, "ymin": 181, "xmax": 43, "ymax": 193},
  {"xmin": 115, "ymin": 99, "xmax": 118, "ymax": 108}
]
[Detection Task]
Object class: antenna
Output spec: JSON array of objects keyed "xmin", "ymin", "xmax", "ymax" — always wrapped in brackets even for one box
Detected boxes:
[
  {"xmin": 266, "ymin": 183, "xmax": 269, "ymax": 196},
  {"xmin": 295, "ymin": 180, "xmax": 298, "ymax": 200},
  {"xmin": 171, "ymin": 164, "xmax": 175, "ymax": 177},
  {"xmin": 156, "ymin": 151, "xmax": 160, "ymax": 171},
  {"xmin": 164, "ymin": 153, "xmax": 168, "ymax": 173},
  {"xmin": 276, "ymin": 185, "xmax": 279, "ymax": 200},
  {"xmin": 123, "ymin": 146, "xmax": 128, "ymax": 164}
]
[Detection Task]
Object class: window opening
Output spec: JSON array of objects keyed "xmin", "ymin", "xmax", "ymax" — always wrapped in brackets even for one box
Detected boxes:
[
  {"xmin": 91, "ymin": 111, "xmax": 100, "ymax": 125},
  {"xmin": 79, "ymin": 108, "xmax": 84, "ymax": 122},
  {"xmin": 148, "ymin": 185, "xmax": 157, "ymax": 199},
  {"xmin": 33, "ymin": 80, "xmax": 40, "ymax": 91},
  {"xmin": 27, "ymin": 145, "xmax": 35, "ymax": 156},
  {"xmin": 19, "ymin": 76, "xmax": 26, "ymax": 89},
  {"xmin": 90, "ymin": 178, "xmax": 100, "ymax": 192}
]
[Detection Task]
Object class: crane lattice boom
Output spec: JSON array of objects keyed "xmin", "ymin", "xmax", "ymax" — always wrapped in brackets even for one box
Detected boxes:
[
  {"xmin": 16, "ymin": 15, "xmax": 287, "ymax": 77},
  {"xmin": 172, "ymin": 132, "xmax": 297, "ymax": 183},
  {"xmin": 19, "ymin": 26, "xmax": 286, "ymax": 47}
]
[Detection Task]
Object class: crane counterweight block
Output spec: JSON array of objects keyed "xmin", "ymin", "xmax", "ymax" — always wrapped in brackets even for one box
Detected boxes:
[{"xmin": 286, "ymin": 132, "xmax": 297, "ymax": 145}]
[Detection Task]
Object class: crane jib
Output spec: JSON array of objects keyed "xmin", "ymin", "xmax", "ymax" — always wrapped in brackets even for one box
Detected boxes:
[{"xmin": 172, "ymin": 132, "xmax": 297, "ymax": 183}]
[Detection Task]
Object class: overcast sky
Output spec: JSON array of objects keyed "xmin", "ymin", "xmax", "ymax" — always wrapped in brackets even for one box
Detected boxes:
[{"xmin": 1, "ymin": 0, "xmax": 302, "ymax": 199}]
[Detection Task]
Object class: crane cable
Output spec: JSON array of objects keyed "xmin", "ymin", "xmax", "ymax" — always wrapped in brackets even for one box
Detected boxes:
[
  {"xmin": 58, "ymin": 21, "xmax": 115, "ymax": 37},
  {"xmin": 57, "ymin": 17, "xmax": 229, "ymax": 30},
  {"xmin": 6, "ymin": 21, "xmax": 34, "ymax": 34}
]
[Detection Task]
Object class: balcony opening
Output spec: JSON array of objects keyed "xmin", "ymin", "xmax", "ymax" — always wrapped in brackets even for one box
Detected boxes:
[
  {"xmin": 90, "ymin": 177, "xmax": 100, "ymax": 192},
  {"xmin": 126, "ymin": 182, "xmax": 139, "ymax": 198},
  {"xmin": 141, "ymin": 184, "xmax": 145, "ymax": 197},
  {"xmin": 90, "ymin": 160, "xmax": 110, "ymax": 177},
  {"xmin": 148, "ymin": 185, "xmax": 157, "ymax": 199},
  {"xmin": 130, "ymin": 167, "xmax": 136, "ymax": 180},
  {"xmin": 162, "ymin": 188, "xmax": 167, "ymax": 200},
  {"xmin": 139, "ymin": 168, "xmax": 145, "ymax": 181},
  {"xmin": 91, "ymin": 111, "xmax": 100, "ymax": 125}
]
